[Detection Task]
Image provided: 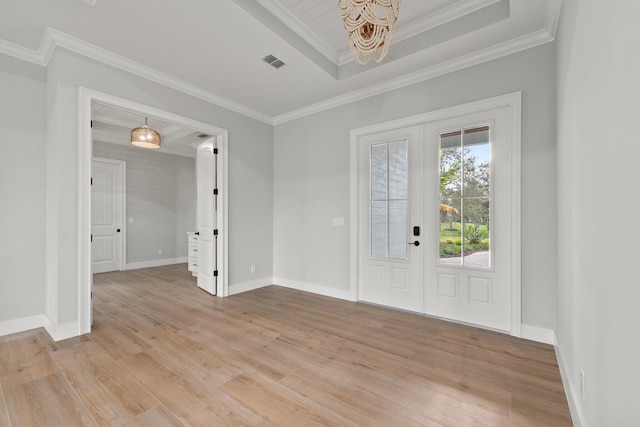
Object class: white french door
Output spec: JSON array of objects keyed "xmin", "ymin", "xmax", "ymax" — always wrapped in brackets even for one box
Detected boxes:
[
  {"xmin": 357, "ymin": 101, "xmax": 518, "ymax": 333},
  {"xmin": 422, "ymin": 107, "xmax": 512, "ymax": 332},
  {"xmin": 91, "ymin": 158, "xmax": 125, "ymax": 274},
  {"xmin": 358, "ymin": 126, "xmax": 424, "ymax": 312},
  {"xmin": 196, "ymin": 139, "xmax": 217, "ymax": 295}
]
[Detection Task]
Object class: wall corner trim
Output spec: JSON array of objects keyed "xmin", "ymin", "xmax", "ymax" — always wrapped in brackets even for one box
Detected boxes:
[
  {"xmin": 520, "ymin": 324, "xmax": 555, "ymax": 345},
  {"xmin": 43, "ymin": 316, "xmax": 80, "ymax": 342},
  {"xmin": 228, "ymin": 277, "xmax": 274, "ymax": 296}
]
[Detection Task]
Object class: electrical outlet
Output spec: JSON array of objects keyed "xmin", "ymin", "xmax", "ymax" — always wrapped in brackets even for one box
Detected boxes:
[
  {"xmin": 157, "ymin": 249, "xmax": 163, "ymax": 255},
  {"xmin": 580, "ymin": 369, "xmax": 586, "ymax": 400},
  {"xmin": 250, "ymin": 264, "xmax": 256, "ymax": 274}
]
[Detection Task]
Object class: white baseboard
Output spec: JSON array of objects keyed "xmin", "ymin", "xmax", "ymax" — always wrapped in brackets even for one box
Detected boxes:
[
  {"xmin": 228, "ymin": 277, "xmax": 274, "ymax": 296},
  {"xmin": 273, "ymin": 277, "xmax": 355, "ymax": 301},
  {"xmin": 126, "ymin": 257, "xmax": 188, "ymax": 271},
  {"xmin": 43, "ymin": 316, "xmax": 80, "ymax": 342},
  {"xmin": 521, "ymin": 324, "xmax": 556, "ymax": 345},
  {"xmin": 555, "ymin": 332, "xmax": 586, "ymax": 427},
  {"xmin": 0, "ymin": 314, "xmax": 48, "ymax": 338}
]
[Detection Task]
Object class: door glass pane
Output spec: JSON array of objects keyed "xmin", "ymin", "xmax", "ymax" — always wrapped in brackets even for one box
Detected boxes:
[
  {"xmin": 440, "ymin": 131, "xmax": 462, "ymax": 198},
  {"xmin": 439, "ymin": 197, "xmax": 462, "ymax": 265},
  {"xmin": 371, "ymin": 144, "xmax": 388, "ymax": 200},
  {"xmin": 371, "ymin": 201, "xmax": 387, "ymax": 257},
  {"xmin": 389, "ymin": 200, "xmax": 407, "ymax": 259},
  {"xmin": 463, "ymin": 127, "xmax": 490, "ymax": 197},
  {"xmin": 463, "ymin": 197, "xmax": 490, "ymax": 268},
  {"xmin": 389, "ymin": 140, "xmax": 407, "ymax": 199},
  {"xmin": 439, "ymin": 126, "xmax": 491, "ymax": 268},
  {"xmin": 369, "ymin": 139, "xmax": 408, "ymax": 260}
]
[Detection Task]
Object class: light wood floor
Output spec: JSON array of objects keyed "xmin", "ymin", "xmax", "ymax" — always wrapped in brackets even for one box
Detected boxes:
[{"xmin": 0, "ymin": 264, "xmax": 572, "ymax": 426}]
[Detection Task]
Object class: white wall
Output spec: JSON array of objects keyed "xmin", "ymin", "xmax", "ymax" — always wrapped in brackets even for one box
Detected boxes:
[
  {"xmin": 92, "ymin": 141, "xmax": 195, "ymax": 266},
  {"xmin": 274, "ymin": 43, "xmax": 558, "ymax": 329},
  {"xmin": 556, "ymin": 1, "xmax": 640, "ymax": 425},
  {"xmin": 44, "ymin": 48, "xmax": 273, "ymax": 328},
  {"xmin": 0, "ymin": 54, "xmax": 46, "ymax": 324}
]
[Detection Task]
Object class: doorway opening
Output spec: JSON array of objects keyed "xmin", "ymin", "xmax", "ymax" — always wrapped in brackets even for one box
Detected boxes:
[{"xmin": 78, "ymin": 87, "xmax": 229, "ymax": 335}]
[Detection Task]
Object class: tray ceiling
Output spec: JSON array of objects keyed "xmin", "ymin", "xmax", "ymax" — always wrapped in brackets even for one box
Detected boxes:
[{"xmin": 0, "ymin": 0, "xmax": 559, "ymax": 121}]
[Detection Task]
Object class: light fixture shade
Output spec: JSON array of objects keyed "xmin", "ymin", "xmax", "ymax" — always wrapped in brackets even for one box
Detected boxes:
[
  {"xmin": 131, "ymin": 118, "xmax": 161, "ymax": 149},
  {"xmin": 340, "ymin": 0, "xmax": 400, "ymax": 64}
]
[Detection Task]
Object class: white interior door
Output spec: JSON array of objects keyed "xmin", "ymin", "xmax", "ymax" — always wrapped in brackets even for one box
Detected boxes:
[
  {"xmin": 358, "ymin": 126, "xmax": 424, "ymax": 312},
  {"xmin": 91, "ymin": 158, "xmax": 125, "ymax": 274},
  {"xmin": 357, "ymin": 105, "xmax": 515, "ymax": 332},
  {"xmin": 196, "ymin": 139, "xmax": 217, "ymax": 295}
]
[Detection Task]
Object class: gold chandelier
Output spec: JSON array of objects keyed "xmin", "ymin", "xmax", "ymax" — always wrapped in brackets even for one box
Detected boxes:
[
  {"xmin": 340, "ymin": 0, "xmax": 400, "ymax": 65},
  {"xmin": 131, "ymin": 117, "xmax": 161, "ymax": 149}
]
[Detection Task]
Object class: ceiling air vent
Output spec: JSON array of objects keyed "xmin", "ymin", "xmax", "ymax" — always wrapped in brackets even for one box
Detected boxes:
[
  {"xmin": 197, "ymin": 133, "xmax": 210, "ymax": 138},
  {"xmin": 263, "ymin": 54, "xmax": 286, "ymax": 69}
]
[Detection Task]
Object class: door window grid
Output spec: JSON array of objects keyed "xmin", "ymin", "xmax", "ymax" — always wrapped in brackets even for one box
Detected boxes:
[
  {"xmin": 370, "ymin": 140, "xmax": 408, "ymax": 260},
  {"xmin": 439, "ymin": 126, "xmax": 491, "ymax": 268}
]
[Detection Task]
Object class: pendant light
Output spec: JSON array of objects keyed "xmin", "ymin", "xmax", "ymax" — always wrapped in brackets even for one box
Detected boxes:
[
  {"xmin": 131, "ymin": 117, "xmax": 161, "ymax": 149},
  {"xmin": 340, "ymin": 0, "xmax": 401, "ymax": 64}
]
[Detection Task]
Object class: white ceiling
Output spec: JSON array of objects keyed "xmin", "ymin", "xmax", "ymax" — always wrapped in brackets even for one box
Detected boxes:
[
  {"xmin": 0, "ymin": 0, "xmax": 560, "ymax": 122},
  {"xmin": 91, "ymin": 103, "xmax": 205, "ymax": 158}
]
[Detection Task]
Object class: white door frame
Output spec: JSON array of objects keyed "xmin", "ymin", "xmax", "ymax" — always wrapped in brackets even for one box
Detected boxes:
[
  {"xmin": 91, "ymin": 156, "xmax": 127, "ymax": 272},
  {"xmin": 349, "ymin": 92, "xmax": 522, "ymax": 337},
  {"xmin": 78, "ymin": 87, "xmax": 229, "ymax": 335}
]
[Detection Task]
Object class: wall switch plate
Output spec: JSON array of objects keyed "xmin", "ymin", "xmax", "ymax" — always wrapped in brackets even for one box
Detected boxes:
[
  {"xmin": 129, "ymin": 217, "xmax": 134, "ymax": 223},
  {"xmin": 332, "ymin": 218, "xmax": 345, "ymax": 226},
  {"xmin": 157, "ymin": 249, "xmax": 163, "ymax": 255},
  {"xmin": 250, "ymin": 264, "xmax": 256, "ymax": 273}
]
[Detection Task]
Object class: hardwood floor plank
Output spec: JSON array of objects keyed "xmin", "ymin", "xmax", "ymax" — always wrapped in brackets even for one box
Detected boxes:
[
  {"xmin": 120, "ymin": 405, "xmax": 185, "ymax": 427},
  {"xmin": 4, "ymin": 372, "xmax": 97, "ymax": 427},
  {"xmin": 221, "ymin": 372, "xmax": 358, "ymax": 427},
  {"xmin": 51, "ymin": 340, "xmax": 159, "ymax": 426},
  {"xmin": 0, "ymin": 332, "xmax": 57, "ymax": 387},
  {"xmin": 281, "ymin": 367, "xmax": 443, "ymax": 426},
  {"xmin": 0, "ymin": 264, "xmax": 571, "ymax": 426},
  {"xmin": 88, "ymin": 317, "xmax": 153, "ymax": 360},
  {"xmin": 0, "ymin": 383, "xmax": 11, "ymax": 427}
]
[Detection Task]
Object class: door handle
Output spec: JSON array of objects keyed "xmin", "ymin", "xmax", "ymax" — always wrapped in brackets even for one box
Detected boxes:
[
  {"xmin": 195, "ymin": 232, "xmax": 200, "ymax": 235},
  {"xmin": 116, "ymin": 229, "xmax": 120, "ymax": 233},
  {"xmin": 408, "ymin": 241, "xmax": 420, "ymax": 246}
]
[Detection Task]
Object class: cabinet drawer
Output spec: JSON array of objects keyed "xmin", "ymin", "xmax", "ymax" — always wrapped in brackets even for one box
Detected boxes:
[
  {"xmin": 188, "ymin": 234, "xmax": 198, "ymax": 243},
  {"xmin": 188, "ymin": 243, "xmax": 198, "ymax": 257}
]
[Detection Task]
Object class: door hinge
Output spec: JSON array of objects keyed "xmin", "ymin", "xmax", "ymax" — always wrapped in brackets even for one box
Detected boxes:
[
  {"xmin": 90, "ymin": 120, "xmax": 93, "ymax": 128},
  {"xmin": 91, "ymin": 234, "xmax": 93, "ymax": 242},
  {"xmin": 213, "ymin": 229, "xmax": 218, "ymax": 236},
  {"xmin": 213, "ymin": 148, "xmax": 218, "ymax": 155},
  {"xmin": 213, "ymin": 270, "xmax": 219, "ymax": 277},
  {"xmin": 213, "ymin": 188, "xmax": 218, "ymax": 195},
  {"xmin": 91, "ymin": 177, "xmax": 93, "ymax": 185}
]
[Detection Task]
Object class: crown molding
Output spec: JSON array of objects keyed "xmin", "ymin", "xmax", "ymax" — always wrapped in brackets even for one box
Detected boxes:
[
  {"xmin": 0, "ymin": 38, "xmax": 47, "ymax": 66},
  {"xmin": 0, "ymin": 28, "xmax": 272, "ymax": 124},
  {"xmin": 1, "ymin": 0, "xmax": 562, "ymax": 128},
  {"xmin": 546, "ymin": 0, "xmax": 562, "ymax": 39},
  {"xmin": 274, "ymin": 29, "xmax": 554, "ymax": 125}
]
